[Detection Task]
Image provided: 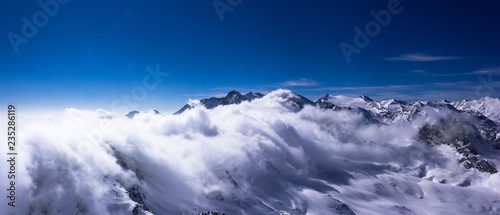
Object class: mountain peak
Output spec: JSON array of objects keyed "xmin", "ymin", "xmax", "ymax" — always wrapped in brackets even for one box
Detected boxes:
[
  {"xmin": 227, "ymin": 90, "xmax": 241, "ymax": 96},
  {"xmin": 125, "ymin": 110, "xmax": 139, "ymax": 119},
  {"xmin": 222, "ymin": 90, "xmax": 244, "ymax": 105},
  {"xmin": 360, "ymin": 95, "xmax": 374, "ymax": 102},
  {"xmin": 243, "ymin": 92, "xmax": 264, "ymax": 101},
  {"xmin": 315, "ymin": 94, "xmax": 331, "ymax": 102}
]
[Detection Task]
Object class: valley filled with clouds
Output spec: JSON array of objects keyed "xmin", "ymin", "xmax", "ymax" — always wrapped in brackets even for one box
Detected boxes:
[{"xmin": 3, "ymin": 89, "xmax": 500, "ymax": 214}]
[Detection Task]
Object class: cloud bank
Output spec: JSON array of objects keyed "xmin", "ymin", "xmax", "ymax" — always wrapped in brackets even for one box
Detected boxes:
[{"xmin": 2, "ymin": 89, "xmax": 500, "ymax": 215}]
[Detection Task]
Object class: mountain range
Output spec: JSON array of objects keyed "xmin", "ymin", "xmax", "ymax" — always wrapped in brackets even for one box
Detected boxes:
[
  {"xmin": 25, "ymin": 89, "xmax": 500, "ymax": 215},
  {"xmin": 126, "ymin": 90, "xmax": 500, "ymax": 176}
]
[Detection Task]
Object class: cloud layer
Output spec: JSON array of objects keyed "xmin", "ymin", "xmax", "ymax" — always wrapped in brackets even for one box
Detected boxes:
[{"xmin": 2, "ymin": 89, "xmax": 500, "ymax": 214}]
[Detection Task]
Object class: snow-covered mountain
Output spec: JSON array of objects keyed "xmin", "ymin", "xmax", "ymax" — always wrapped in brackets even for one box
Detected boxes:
[
  {"xmin": 452, "ymin": 97, "xmax": 500, "ymax": 123},
  {"xmin": 7, "ymin": 89, "xmax": 500, "ymax": 215}
]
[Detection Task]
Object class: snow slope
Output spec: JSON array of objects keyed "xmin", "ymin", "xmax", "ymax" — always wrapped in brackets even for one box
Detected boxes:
[{"xmin": 452, "ymin": 97, "xmax": 500, "ymax": 124}]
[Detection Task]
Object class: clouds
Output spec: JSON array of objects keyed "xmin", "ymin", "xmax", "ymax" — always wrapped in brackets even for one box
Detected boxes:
[
  {"xmin": 384, "ymin": 53, "xmax": 499, "ymax": 78},
  {"xmin": 280, "ymin": 78, "xmax": 320, "ymax": 87},
  {"xmin": 2, "ymin": 89, "xmax": 500, "ymax": 214},
  {"xmin": 384, "ymin": 54, "xmax": 461, "ymax": 62},
  {"xmin": 470, "ymin": 67, "xmax": 500, "ymax": 76}
]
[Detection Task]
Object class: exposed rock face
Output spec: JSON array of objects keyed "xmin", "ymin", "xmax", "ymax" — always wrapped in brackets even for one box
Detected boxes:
[
  {"xmin": 126, "ymin": 110, "xmax": 140, "ymax": 119},
  {"xmin": 127, "ymin": 184, "xmax": 151, "ymax": 215},
  {"xmin": 325, "ymin": 195, "xmax": 356, "ymax": 215},
  {"xmin": 415, "ymin": 118, "xmax": 498, "ymax": 174}
]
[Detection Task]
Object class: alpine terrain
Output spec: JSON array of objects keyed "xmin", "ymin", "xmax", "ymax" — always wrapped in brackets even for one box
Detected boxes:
[{"xmin": 10, "ymin": 89, "xmax": 500, "ymax": 215}]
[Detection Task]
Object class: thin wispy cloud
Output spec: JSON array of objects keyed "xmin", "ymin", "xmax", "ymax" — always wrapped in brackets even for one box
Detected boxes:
[
  {"xmin": 281, "ymin": 78, "xmax": 320, "ymax": 87},
  {"xmin": 411, "ymin": 67, "xmax": 500, "ymax": 77},
  {"xmin": 384, "ymin": 54, "xmax": 461, "ymax": 62},
  {"xmin": 210, "ymin": 87, "xmax": 271, "ymax": 94},
  {"xmin": 469, "ymin": 67, "xmax": 500, "ymax": 75},
  {"xmin": 313, "ymin": 84, "xmax": 424, "ymax": 92},
  {"xmin": 184, "ymin": 93, "xmax": 228, "ymax": 98},
  {"xmin": 430, "ymin": 81, "xmax": 477, "ymax": 87},
  {"xmin": 411, "ymin": 70, "xmax": 464, "ymax": 77}
]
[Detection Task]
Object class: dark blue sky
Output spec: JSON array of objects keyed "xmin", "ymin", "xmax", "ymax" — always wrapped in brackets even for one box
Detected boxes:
[{"xmin": 1, "ymin": 0, "xmax": 499, "ymax": 113}]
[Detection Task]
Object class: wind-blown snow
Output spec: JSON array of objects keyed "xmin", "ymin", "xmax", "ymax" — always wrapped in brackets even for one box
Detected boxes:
[{"xmin": 2, "ymin": 89, "xmax": 500, "ymax": 215}]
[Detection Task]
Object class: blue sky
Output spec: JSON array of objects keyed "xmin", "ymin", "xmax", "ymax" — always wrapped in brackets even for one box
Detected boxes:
[{"xmin": 1, "ymin": 0, "xmax": 499, "ymax": 113}]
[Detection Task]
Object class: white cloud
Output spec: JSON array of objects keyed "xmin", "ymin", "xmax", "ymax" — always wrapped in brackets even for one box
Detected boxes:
[
  {"xmin": 2, "ymin": 89, "xmax": 500, "ymax": 214},
  {"xmin": 281, "ymin": 78, "xmax": 320, "ymax": 87}
]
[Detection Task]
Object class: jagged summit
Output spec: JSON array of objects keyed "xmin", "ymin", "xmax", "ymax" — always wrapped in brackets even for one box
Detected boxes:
[
  {"xmin": 315, "ymin": 94, "xmax": 337, "ymax": 109},
  {"xmin": 174, "ymin": 90, "xmax": 265, "ymax": 115},
  {"xmin": 315, "ymin": 94, "xmax": 331, "ymax": 102},
  {"xmin": 243, "ymin": 92, "xmax": 265, "ymax": 100},
  {"xmin": 222, "ymin": 90, "xmax": 243, "ymax": 105}
]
